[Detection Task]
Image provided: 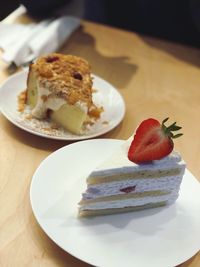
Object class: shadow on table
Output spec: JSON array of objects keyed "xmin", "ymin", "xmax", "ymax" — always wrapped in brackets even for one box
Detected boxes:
[
  {"xmin": 141, "ymin": 35, "xmax": 200, "ymax": 68},
  {"xmin": 61, "ymin": 26, "xmax": 138, "ymax": 90}
]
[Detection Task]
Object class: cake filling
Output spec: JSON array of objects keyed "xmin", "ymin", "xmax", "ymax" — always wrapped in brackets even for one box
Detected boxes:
[
  {"xmin": 79, "ymin": 193, "xmax": 177, "ymax": 211},
  {"xmin": 82, "ymin": 175, "xmax": 183, "ymax": 200}
]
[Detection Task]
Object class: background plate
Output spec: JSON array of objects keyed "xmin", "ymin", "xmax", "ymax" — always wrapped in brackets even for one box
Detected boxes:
[
  {"xmin": 30, "ymin": 139, "xmax": 200, "ymax": 267},
  {"xmin": 0, "ymin": 70, "xmax": 125, "ymax": 140}
]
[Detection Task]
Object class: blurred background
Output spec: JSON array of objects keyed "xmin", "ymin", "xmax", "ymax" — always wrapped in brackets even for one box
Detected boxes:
[{"xmin": 0, "ymin": 0, "xmax": 200, "ymax": 48}]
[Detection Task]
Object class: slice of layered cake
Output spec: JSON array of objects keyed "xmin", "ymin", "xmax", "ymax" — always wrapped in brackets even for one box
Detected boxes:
[
  {"xmin": 26, "ymin": 53, "xmax": 102, "ymax": 134},
  {"xmin": 78, "ymin": 118, "xmax": 185, "ymax": 217}
]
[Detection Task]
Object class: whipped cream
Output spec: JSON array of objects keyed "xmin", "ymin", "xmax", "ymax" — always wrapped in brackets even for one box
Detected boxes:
[
  {"xmin": 91, "ymin": 138, "xmax": 185, "ymax": 178},
  {"xmin": 75, "ymin": 100, "xmax": 88, "ymax": 113}
]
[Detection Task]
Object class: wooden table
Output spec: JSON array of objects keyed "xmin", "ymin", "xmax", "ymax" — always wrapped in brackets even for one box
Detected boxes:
[{"xmin": 0, "ymin": 10, "xmax": 200, "ymax": 267}]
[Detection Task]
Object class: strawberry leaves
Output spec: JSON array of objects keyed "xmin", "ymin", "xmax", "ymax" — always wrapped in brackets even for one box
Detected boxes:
[{"xmin": 161, "ymin": 118, "xmax": 183, "ymax": 139}]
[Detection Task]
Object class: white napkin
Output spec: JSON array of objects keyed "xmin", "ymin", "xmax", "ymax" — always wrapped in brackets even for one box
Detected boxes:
[{"xmin": 0, "ymin": 16, "xmax": 80, "ymax": 66}]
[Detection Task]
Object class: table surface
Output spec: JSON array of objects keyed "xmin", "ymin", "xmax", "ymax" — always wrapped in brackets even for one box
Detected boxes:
[{"xmin": 0, "ymin": 10, "xmax": 200, "ymax": 267}]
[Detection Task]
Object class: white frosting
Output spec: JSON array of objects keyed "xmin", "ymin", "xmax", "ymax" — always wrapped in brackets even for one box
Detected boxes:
[
  {"xmin": 75, "ymin": 100, "xmax": 88, "ymax": 113},
  {"xmin": 89, "ymin": 138, "xmax": 185, "ymax": 179},
  {"xmin": 45, "ymin": 97, "xmax": 66, "ymax": 111},
  {"xmin": 79, "ymin": 192, "xmax": 178, "ymax": 211}
]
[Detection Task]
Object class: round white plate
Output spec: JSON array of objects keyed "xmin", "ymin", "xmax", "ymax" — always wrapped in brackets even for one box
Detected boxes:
[
  {"xmin": 0, "ymin": 70, "xmax": 125, "ymax": 140},
  {"xmin": 30, "ymin": 139, "xmax": 200, "ymax": 267}
]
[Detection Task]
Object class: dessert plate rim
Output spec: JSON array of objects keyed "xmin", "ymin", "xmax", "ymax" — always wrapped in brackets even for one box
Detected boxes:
[
  {"xmin": 0, "ymin": 70, "xmax": 125, "ymax": 140},
  {"xmin": 30, "ymin": 138, "xmax": 200, "ymax": 267}
]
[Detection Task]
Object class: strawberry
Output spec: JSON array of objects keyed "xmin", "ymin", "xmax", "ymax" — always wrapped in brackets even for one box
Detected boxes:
[
  {"xmin": 128, "ymin": 118, "xmax": 183, "ymax": 164},
  {"xmin": 120, "ymin": 186, "xmax": 136, "ymax": 193}
]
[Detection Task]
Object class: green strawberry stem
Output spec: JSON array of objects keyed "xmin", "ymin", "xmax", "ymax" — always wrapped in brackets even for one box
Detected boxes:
[{"xmin": 161, "ymin": 118, "xmax": 183, "ymax": 139}]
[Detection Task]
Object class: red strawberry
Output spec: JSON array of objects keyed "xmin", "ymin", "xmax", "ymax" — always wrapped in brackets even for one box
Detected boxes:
[
  {"xmin": 120, "ymin": 186, "xmax": 136, "ymax": 193},
  {"xmin": 128, "ymin": 118, "xmax": 183, "ymax": 164}
]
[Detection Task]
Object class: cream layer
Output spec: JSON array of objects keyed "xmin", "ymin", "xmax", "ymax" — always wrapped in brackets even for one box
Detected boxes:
[
  {"xmin": 79, "ymin": 193, "xmax": 177, "ymax": 211},
  {"xmin": 83, "ymin": 175, "xmax": 183, "ymax": 200}
]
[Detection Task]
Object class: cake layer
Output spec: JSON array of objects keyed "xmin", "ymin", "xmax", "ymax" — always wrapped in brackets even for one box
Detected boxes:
[
  {"xmin": 50, "ymin": 102, "xmax": 87, "ymax": 134},
  {"xmin": 79, "ymin": 192, "xmax": 178, "ymax": 211},
  {"xmin": 87, "ymin": 168, "xmax": 182, "ymax": 184},
  {"xmin": 83, "ymin": 175, "xmax": 183, "ymax": 200},
  {"xmin": 27, "ymin": 69, "xmax": 38, "ymax": 108},
  {"xmin": 79, "ymin": 201, "xmax": 167, "ymax": 217}
]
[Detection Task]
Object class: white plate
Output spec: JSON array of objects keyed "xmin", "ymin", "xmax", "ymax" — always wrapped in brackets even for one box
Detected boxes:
[
  {"xmin": 0, "ymin": 70, "xmax": 125, "ymax": 140},
  {"xmin": 30, "ymin": 139, "xmax": 200, "ymax": 267}
]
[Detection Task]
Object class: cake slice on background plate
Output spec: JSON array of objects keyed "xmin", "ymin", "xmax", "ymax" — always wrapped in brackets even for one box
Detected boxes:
[
  {"xmin": 26, "ymin": 53, "xmax": 102, "ymax": 134},
  {"xmin": 78, "ymin": 118, "xmax": 185, "ymax": 217}
]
